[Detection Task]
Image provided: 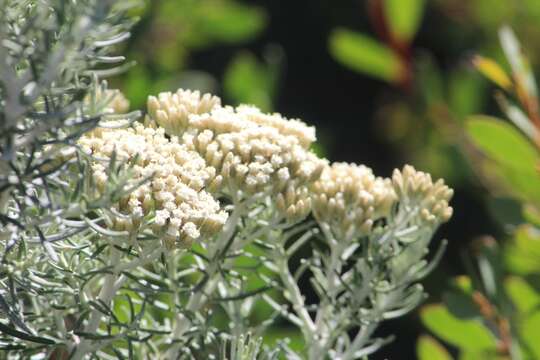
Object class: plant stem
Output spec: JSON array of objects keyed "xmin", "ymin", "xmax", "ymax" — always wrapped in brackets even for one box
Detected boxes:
[
  {"xmin": 165, "ymin": 202, "xmax": 244, "ymax": 358},
  {"xmin": 272, "ymin": 234, "xmax": 317, "ymax": 349},
  {"xmin": 71, "ymin": 242, "xmax": 161, "ymax": 359},
  {"xmin": 278, "ymin": 253, "xmax": 316, "ymax": 334},
  {"xmin": 72, "ymin": 245, "xmax": 121, "ymax": 360},
  {"xmin": 340, "ymin": 289, "xmax": 401, "ymax": 360},
  {"xmin": 308, "ymin": 238, "xmax": 345, "ymax": 360}
]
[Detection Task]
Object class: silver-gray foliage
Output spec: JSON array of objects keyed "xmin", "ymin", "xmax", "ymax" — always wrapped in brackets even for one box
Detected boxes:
[{"xmin": 0, "ymin": 0, "xmax": 141, "ymax": 358}]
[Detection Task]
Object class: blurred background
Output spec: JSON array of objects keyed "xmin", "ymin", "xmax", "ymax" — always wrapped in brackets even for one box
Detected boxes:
[{"xmin": 110, "ymin": 0, "xmax": 540, "ymax": 358}]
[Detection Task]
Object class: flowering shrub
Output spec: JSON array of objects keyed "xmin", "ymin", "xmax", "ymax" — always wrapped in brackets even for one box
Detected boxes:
[
  {"xmin": 0, "ymin": 2, "xmax": 453, "ymax": 359},
  {"xmin": 1, "ymin": 87, "xmax": 453, "ymax": 358}
]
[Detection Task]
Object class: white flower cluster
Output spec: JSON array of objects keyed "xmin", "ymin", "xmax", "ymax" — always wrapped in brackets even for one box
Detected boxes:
[
  {"xmin": 104, "ymin": 89, "xmax": 130, "ymax": 114},
  {"xmin": 78, "ymin": 123, "xmax": 228, "ymax": 247},
  {"xmin": 87, "ymin": 87, "xmax": 130, "ymax": 114},
  {"xmin": 312, "ymin": 163, "xmax": 396, "ymax": 239},
  {"xmin": 79, "ymin": 88, "xmax": 453, "ymax": 247},
  {"xmin": 392, "ymin": 165, "xmax": 454, "ymax": 224},
  {"xmin": 312, "ymin": 163, "xmax": 454, "ymax": 239},
  {"xmin": 147, "ymin": 89, "xmax": 221, "ymax": 136},
  {"xmin": 147, "ymin": 90, "xmax": 326, "ymax": 223},
  {"xmin": 235, "ymin": 105, "xmax": 316, "ymax": 148}
]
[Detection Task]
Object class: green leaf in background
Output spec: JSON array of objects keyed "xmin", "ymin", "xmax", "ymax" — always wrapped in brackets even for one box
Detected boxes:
[
  {"xmin": 523, "ymin": 204, "xmax": 540, "ymax": 228},
  {"xmin": 122, "ymin": 66, "xmax": 152, "ymax": 109},
  {"xmin": 443, "ymin": 290, "xmax": 480, "ymax": 320},
  {"xmin": 514, "ymin": 224, "xmax": 540, "ymax": 258},
  {"xmin": 416, "ymin": 54, "xmax": 444, "ymax": 106},
  {"xmin": 154, "ymin": 1, "xmax": 267, "ymax": 52},
  {"xmin": 476, "ymin": 238, "xmax": 505, "ymax": 300},
  {"xmin": 224, "ymin": 50, "xmax": 280, "ymax": 111},
  {"xmin": 485, "ymin": 160, "xmax": 540, "ymax": 204},
  {"xmin": 522, "ymin": 311, "xmax": 540, "ymax": 358},
  {"xmin": 310, "ymin": 142, "xmax": 328, "ymax": 159},
  {"xmin": 504, "ymin": 276, "xmax": 540, "ymax": 314},
  {"xmin": 466, "ymin": 115, "xmax": 540, "ymax": 203},
  {"xmin": 420, "ymin": 304, "xmax": 497, "ymax": 351},
  {"xmin": 154, "ymin": 39, "xmax": 187, "ymax": 72},
  {"xmin": 449, "ymin": 70, "xmax": 486, "ymax": 121},
  {"xmin": 523, "ymin": 0, "xmax": 540, "ymax": 18},
  {"xmin": 472, "ymin": 56, "xmax": 512, "ymax": 91},
  {"xmin": 383, "ymin": 0, "xmax": 425, "ymax": 44},
  {"xmin": 328, "ymin": 28, "xmax": 404, "ymax": 83},
  {"xmin": 458, "ymin": 350, "xmax": 507, "ymax": 360},
  {"xmin": 417, "ymin": 335, "xmax": 453, "ymax": 360},
  {"xmin": 471, "ymin": 0, "xmax": 513, "ymax": 30},
  {"xmin": 466, "ymin": 115, "xmax": 539, "ymax": 173},
  {"xmin": 505, "ymin": 225, "xmax": 540, "ymax": 274},
  {"xmin": 196, "ymin": 1, "xmax": 267, "ymax": 44}
]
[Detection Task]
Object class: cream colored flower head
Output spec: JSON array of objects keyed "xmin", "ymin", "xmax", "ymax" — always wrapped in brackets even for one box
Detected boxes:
[
  {"xmin": 312, "ymin": 163, "xmax": 397, "ymax": 239},
  {"xmin": 392, "ymin": 165, "xmax": 453, "ymax": 224},
  {"xmin": 146, "ymin": 89, "xmax": 326, "ymax": 223},
  {"xmin": 186, "ymin": 106, "xmax": 325, "ymax": 221},
  {"xmin": 78, "ymin": 123, "xmax": 228, "ymax": 248},
  {"xmin": 88, "ymin": 88, "xmax": 130, "ymax": 114},
  {"xmin": 235, "ymin": 105, "xmax": 316, "ymax": 148},
  {"xmin": 104, "ymin": 89, "xmax": 130, "ymax": 114},
  {"xmin": 147, "ymin": 89, "xmax": 221, "ymax": 136}
]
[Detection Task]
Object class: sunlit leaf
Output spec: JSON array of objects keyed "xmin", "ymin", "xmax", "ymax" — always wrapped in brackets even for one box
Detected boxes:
[
  {"xmin": 472, "ymin": 56, "xmax": 512, "ymax": 90},
  {"xmin": 485, "ymin": 161, "xmax": 540, "ymax": 204},
  {"xmin": 383, "ymin": 0, "xmax": 425, "ymax": 44},
  {"xmin": 505, "ymin": 247, "xmax": 539, "ymax": 275},
  {"xmin": 505, "ymin": 276, "xmax": 540, "ymax": 314},
  {"xmin": 505, "ymin": 225, "xmax": 540, "ymax": 274},
  {"xmin": 513, "ymin": 225, "xmax": 540, "ymax": 257},
  {"xmin": 523, "ymin": 204, "xmax": 540, "ymax": 227},
  {"xmin": 329, "ymin": 28, "xmax": 404, "ymax": 83},
  {"xmin": 417, "ymin": 335, "xmax": 453, "ymax": 360},
  {"xmin": 420, "ymin": 304, "xmax": 497, "ymax": 351},
  {"xmin": 522, "ymin": 311, "xmax": 540, "ymax": 358},
  {"xmin": 459, "ymin": 350, "xmax": 507, "ymax": 360},
  {"xmin": 466, "ymin": 115, "xmax": 539, "ymax": 172}
]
